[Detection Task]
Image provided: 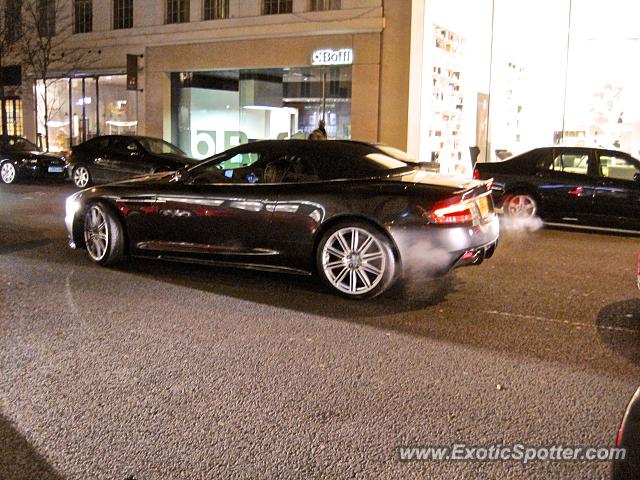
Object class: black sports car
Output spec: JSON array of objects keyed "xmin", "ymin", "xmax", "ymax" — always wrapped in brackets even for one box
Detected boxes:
[
  {"xmin": 65, "ymin": 140, "xmax": 499, "ymax": 298},
  {"xmin": 612, "ymin": 386, "xmax": 640, "ymax": 479},
  {"xmin": 474, "ymin": 146, "xmax": 640, "ymax": 231},
  {"xmin": 67, "ymin": 135, "xmax": 197, "ymax": 188},
  {"xmin": 0, "ymin": 136, "xmax": 67, "ymax": 184}
]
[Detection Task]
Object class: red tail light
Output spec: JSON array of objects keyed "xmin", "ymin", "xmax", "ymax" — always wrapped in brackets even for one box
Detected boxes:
[
  {"xmin": 616, "ymin": 424, "xmax": 624, "ymax": 446},
  {"xmin": 429, "ymin": 199, "xmax": 478, "ymax": 224},
  {"xmin": 473, "ymin": 169, "xmax": 481, "ymax": 179}
]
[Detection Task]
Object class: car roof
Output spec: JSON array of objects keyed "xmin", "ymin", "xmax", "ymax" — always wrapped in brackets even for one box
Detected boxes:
[{"xmin": 229, "ymin": 139, "xmax": 383, "ymax": 154}]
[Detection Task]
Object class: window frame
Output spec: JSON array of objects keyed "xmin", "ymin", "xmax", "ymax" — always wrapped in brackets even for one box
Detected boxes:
[
  {"xmin": 203, "ymin": 0, "xmax": 229, "ymax": 20},
  {"xmin": 5, "ymin": 0, "xmax": 22, "ymax": 43},
  {"xmin": 73, "ymin": 0, "xmax": 92, "ymax": 34},
  {"xmin": 309, "ymin": 0, "xmax": 341, "ymax": 12},
  {"xmin": 547, "ymin": 148, "xmax": 596, "ymax": 177},
  {"xmin": 596, "ymin": 150, "xmax": 640, "ymax": 183},
  {"xmin": 166, "ymin": 0, "xmax": 190, "ymax": 24},
  {"xmin": 37, "ymin": 0, "xmax": 56, "ymax": 37},
  {"xmin": 113, "ymin": 0, "xmax": 133, "ymax": 29},
  {"xmin": 263, "ymin": 0, "xmax": 292, "ymax": 15}
]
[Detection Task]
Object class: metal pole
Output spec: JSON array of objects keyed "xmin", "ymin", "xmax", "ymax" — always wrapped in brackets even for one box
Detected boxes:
[
  {"xmin": 484, "ymin": 0, "xmax": 496, "ymax": 162},
  {"xmin": 560, "ymin": 0, "xmax": 573, "ymax": 145}
]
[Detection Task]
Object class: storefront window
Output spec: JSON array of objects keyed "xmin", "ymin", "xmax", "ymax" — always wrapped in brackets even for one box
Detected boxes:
[
  {"xmin": 36, "ymin": 78, "xmax": 70, "ymax": 152},
  {"xmin": 172, "ymin": 66, "xmax": 352, "ymax": 159},
  {"xmin": 98, "ymin": 75, "xmax": 138, "ymax": 136},
  {"xmin": 415, "ymin": 0, "xmax": 640, "ymax": 175},
  {"xmin": 36, "ymin": 74, "xmax": 137, "ymax": 152},
  {"xmin": 70, "ymin": 77, "xmax": 98, "ymax": 144},
  {"xmin": 1, "ymin": 98, "xmax": 23, "ymax": 136}
]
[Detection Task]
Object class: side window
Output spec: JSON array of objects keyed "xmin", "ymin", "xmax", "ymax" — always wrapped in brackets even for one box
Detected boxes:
[
  {"xmin": 550, "ymin": 153, "xmax": 589, "ymax": 175},
  {"xmin": 217, "ymin": 152, "xmax": 260, "ymax": 171},
  {"xmin": 88, "ymin": 137, "xmax": 109, "ymax": 151},
  {"xmin": 110, "ymin": 137, "xmax": 139, "ymax": 156},
  {"xmin": 599, "ymin": 154, "xmax": 640, "ymax": 181},
  {"xmin": 263, "ymin": 155, "xmax": 319, "ymax": 183},
  {"xmin": 190, "ymin": 152, "xmax": 263, "ymax": 184}
]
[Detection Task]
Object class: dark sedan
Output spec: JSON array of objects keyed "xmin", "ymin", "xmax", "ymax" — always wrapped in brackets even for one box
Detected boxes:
[
  {"xmin": 0, "ymin": 136, "xmax": 66, "ymax": 184},
  {"xmin": 67, "ymin": 135, "xmax": 197, "ymax": 188},
  {"xmin": 65, "ymin": 140, "xmax": 499, "ymax": 298},
  {"xmin": 474, "ymin": 147, "xmax": 640, "ymax": 231},
  {"xmin": 612, "ymin": 386, "xmax": 640, "ymax": 479}
]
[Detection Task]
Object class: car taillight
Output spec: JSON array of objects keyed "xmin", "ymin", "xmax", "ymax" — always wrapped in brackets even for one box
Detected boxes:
[
  {"xmin": 429, "ymin": 200, "xmax": 478, "ymax": 225},
  {"xmin": 473, "ymin": 169, "xmax": 481, "ymax": 180},
  {"xmin": 616, "ymin": 423, "xmax": 624, "ymax": 447}
]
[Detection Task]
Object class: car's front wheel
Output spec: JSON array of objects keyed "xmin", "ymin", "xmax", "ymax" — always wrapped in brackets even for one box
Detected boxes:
[
  {"xmin": 0, "ymin": 162, "xmax": 17, "ymax": 184},
  {"xmin": 73, "ymin": 166, "xmax": 92, "ymax": 188},
  {"xmin": 503, "ymin": 192, "xmax": 538, "ymax": 218},
  {"xmin": 316, "ymin": 221, "xmax": 397, "ymax": 299},
  {"xmin": 83, "ymin": 203, "xmax": 125, "ymax": 266}
]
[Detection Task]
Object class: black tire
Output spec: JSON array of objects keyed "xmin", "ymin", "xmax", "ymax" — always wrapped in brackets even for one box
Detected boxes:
[
  {"xmin": 83, "ymin": 202, "xmax": 125, "ymax": 266},
  {"xmin": 316, "ymin": 220, "xmax": 397, "ymax": 299},
  {"xmin": 0, "ymin": 161, "xmax": 18, "ymax": 184},
  {"xmin": 502, "ymin": 192, "xmax": 539, "ymax": 218},
  {"xmin": 73, "ymin": 165, "xmax": 92, "ymax": 188}
]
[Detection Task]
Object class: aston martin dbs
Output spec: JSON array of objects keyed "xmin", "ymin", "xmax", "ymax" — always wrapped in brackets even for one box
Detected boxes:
[{"xmin": 65, "ymin": 140, "xmax": 499, "ymax": 298}]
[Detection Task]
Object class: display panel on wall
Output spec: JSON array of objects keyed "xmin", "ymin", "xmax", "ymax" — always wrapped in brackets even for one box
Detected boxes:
[{"xmin": 171, "ymin": 66, "xmax": 352, "ymax": 159}]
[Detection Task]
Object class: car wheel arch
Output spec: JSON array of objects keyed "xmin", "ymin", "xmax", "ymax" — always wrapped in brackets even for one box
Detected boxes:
[
  {"xmin": 503, "ymin": 184, "xmax": 543, "ymax": 207},
  {"xmin": 311, "ymin": 214, "xmax": 401, "ymax": 273},
  {"xmin": 74, "ymin": 199, "xmax": 130, "ymax": 254}
]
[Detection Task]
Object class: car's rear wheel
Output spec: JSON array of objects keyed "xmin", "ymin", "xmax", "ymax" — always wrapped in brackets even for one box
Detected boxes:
[
  {"xmin": 503, "ymin": 193, "xmax": 538, "ymax": 218},
  {"xmin": 73, "ymin": 166, "xmax": 92, "ymax": 188},
  {"xmin": 316, "ymin": 222, "xmax": 396, "ymax": 299},
  {"xmin": 83, "ymin": 203, "xmax": 125, "ymax": 266},
  {"xmin": 0, "ymin": 162, "xmax": 17, "ymax": 184}
]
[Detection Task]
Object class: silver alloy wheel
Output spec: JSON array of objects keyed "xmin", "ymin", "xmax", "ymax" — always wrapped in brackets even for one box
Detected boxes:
[
  {"xmin": 505, "ymin": 194, "xmax": 537, "ymax": 217},
  {"xmin": 74, "ymin": 166, "xmax": 90, "ymax": 188},
  {"xmin": 84, "ymin": 205, "xmax": 109, "ymax": 262},
  {"xmin": 0, "ymin": 162, "xmax": 16, "ymax": 183},
  {"xmin": 321, "ymin": 227, "xmax": 386, "ymax": 295}
]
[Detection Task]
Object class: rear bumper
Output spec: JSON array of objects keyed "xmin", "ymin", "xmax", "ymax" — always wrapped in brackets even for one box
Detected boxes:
[{"xmin": 389, "ymin": 214, "xmax": 500, "ymax": 277}]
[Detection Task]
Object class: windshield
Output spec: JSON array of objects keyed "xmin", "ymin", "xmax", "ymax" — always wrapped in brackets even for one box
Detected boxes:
[
  {"xmin": 2, "ymin": 137, "xmax": 39, "ymax": 152},
  {"xmin": 138, "ymin": 138, "xmax": 186, "ymax": 157}
]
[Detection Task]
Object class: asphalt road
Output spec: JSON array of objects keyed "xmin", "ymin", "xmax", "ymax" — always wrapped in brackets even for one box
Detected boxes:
[{"xmin": 1, "ymin": 181, "xmax": 639, "ymax": 479}]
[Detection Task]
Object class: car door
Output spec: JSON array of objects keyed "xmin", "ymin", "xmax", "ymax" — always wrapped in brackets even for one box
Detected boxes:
[
  {"xmin": 79, "ymin": 136, "xmax": 111, "ymax": 182},
  {"xmin": 535, "ymin": 148, "xmax": 599, "ymax": 224},
  {"xmin": 103, "ymin": 137, "xmax": 149, "ymax": 181},
  {"xmin": 129, "ymin": 146, "xmax": 278, "ymax": 262},
  {"xmin": 592, "ymin": 150, "xmax": 640, "ymax": 229}
]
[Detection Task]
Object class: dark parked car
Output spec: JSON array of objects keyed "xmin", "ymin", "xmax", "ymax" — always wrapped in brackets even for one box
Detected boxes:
[
  {"xmin": 612, "ymin": 386, "xmax": 640, "ymax": 479},
  {"xmin": 474, "ymin": 146, "xmax": 640, "ymax": 231},
  {"xmin": 0, "ymin": 136, "xmax": 66, "ymax": 184},
  {"xmin": 65, "ymin": 140, "xmax": 499, "ymax": 298},
  {"xmin": 67, "ymin": 135, "xmax": 197, "ymax": 188}
]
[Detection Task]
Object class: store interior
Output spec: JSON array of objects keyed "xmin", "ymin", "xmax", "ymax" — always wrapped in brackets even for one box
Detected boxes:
[
  {"xmin": 171, "ymin": 66, "xmax": 352, "ymax": 159},
  {"xmin": 417, "ymin": 0, "xmax": 640, "ymax": 174}
]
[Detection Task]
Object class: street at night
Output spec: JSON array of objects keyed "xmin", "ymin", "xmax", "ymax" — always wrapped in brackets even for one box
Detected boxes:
[{"xmin": 1, "ymin": 182, "xmax": 638, "ymax": 479}]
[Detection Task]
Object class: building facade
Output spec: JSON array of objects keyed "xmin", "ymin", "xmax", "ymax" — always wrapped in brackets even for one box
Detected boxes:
[
  {"xmin": 8, "ymin": 0, "xmax": 411, "ymax": 159},
  {"xmin": 7, "ymin": 0, "xmax": 640, "ymax": 177}
]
